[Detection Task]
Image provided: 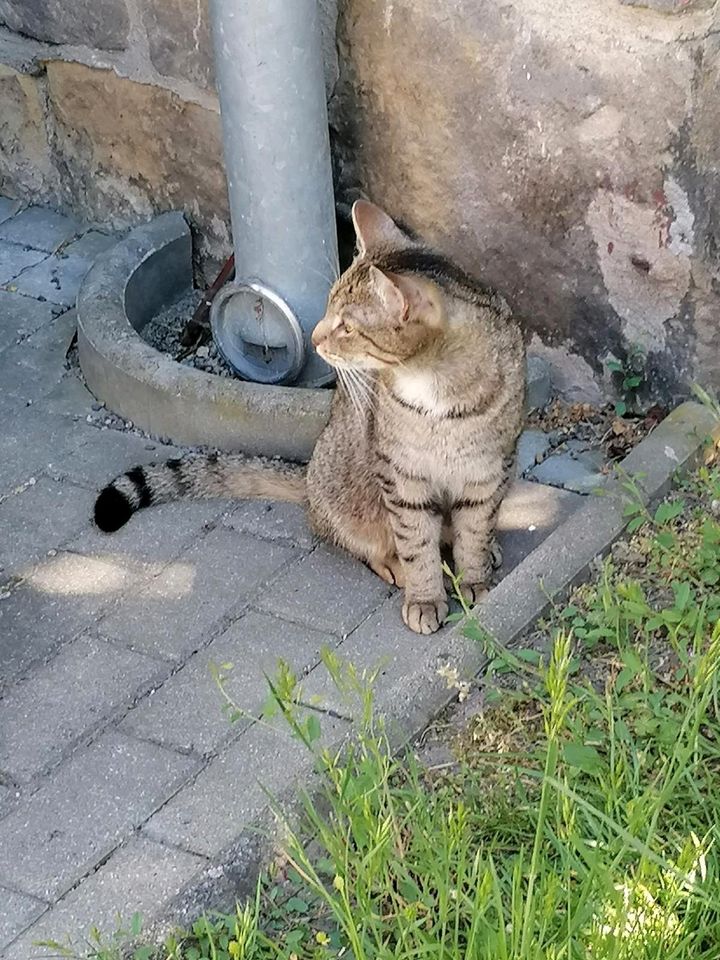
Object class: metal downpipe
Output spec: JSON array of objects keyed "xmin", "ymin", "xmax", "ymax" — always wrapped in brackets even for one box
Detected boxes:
[{"xmin": 208, "ymin": 0, "xmax": 338, "ymax": 386}]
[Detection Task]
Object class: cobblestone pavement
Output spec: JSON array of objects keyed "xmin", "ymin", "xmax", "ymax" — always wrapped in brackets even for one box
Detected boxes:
[{"xmin": 0, "ymin": 201, "xmax": 582, "ymax": 956}]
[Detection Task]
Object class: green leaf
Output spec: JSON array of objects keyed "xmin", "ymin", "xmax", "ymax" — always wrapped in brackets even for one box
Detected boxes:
[
  {"xmin": 654, "ymin": 499, "xmax": 685, "ymax": 525},
  {"xmin": 562, "ymin": 742, "xmax": 604, "ymax": 773},
  {"xmin": 606, "ymin": 359, "xmax": 623, "ymax": 373},
  {"xmin": 286, "ymin": 896, "xmax": 309, "ymax": 913},
  {"xmin": 615, "ymin": 400, "xmax": 628, "ymax": 417},
  {"xmin": 655, "ymin": 530, "xmax": 675, "ymax": 549},
  {"xmin": 627, "ymin": 515, "xmax": 646, "ymax": 533},
  {"xmin": 515, "ymin": 648, "xmax": 542, "ymax": 664},
  {"xmin": 672, "ymin": 581, "xmax": 691, "ymax": 612},
  {"xmin": 130, "ymin": 912, "xmax": 143, "ymax": 937},
  {"xmin": 304, "ymin": 714, "xmax": 322, "ymax": 743}
]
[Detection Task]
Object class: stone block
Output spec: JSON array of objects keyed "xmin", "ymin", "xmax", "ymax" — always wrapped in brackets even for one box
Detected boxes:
[
  {"xmin": 529, "ymin": 453, "xmax": 605, "ymax": 494},
  {"xmin": 0, "ymin": 241, "xmax": 47, "ymax": 284},
  {"xmin": 0, "ymin": 408, "xmax": 88, "ymax": 495},
  {"xmin": 68, "ymin": 498, "xmax": 223, "ymax": 567},
  {"xmin": 143, "ymin": 721, "xmax": 316, "ymax": 857},
  {"xmin": 497, "ymin": 478, "xmax": 583, "ymax": 572},
  {"xmin": 516, "ymin": 429, "xmax": 552, "ymax": 476},
  {"xmin": 0, "ymin": 0, "xmax": 129, "ymax": 49},
  {"xmin": 2, "ymin": 838, "xmax": 205, "ymax": 960},
  {"xmin": 144, "ymin": 0, "xmax": 215, "ymax": 89},
  {"xmin": 0, "ymin": 206, "xmax": 81, "ymax": 252},
  {"xmin": 223, "ymin": 500, "xmax": 316, "ymax": 549},
  {"xmin": 0, "ymin": 289, "xmax": 59, "ymax": 353},
  {"xmin": 0, "ymin": 568, "xmax": 110, "ymax": 690},
  {"xmin": 0, "ymin": 887, "xmax": 46, "ymax": 954},
  {"xmin": 39, "ymin": 372, "xmax": 96, "ymax": 417},
  {"xmin": 526, "ymin": 355, "xmax": 552, "ymax": 411},
  {"xmin": 62, "ymin": 230, "xmax": 117, "ymax": 260},
  {"xmin": 120, "ymin": 609, "xmax": 332, "ymax": 755},
  {"xmin": 0, "ymin": 635, "xmax": 167, "ymax": 783},
  {"xmin": 0, "ymin": 478, "xmax": 93, "ymax": 577},
  {"xmin": 0, "ymin": 68, "xmax": 58, "ymax": 203},
  {"xmin": 100, "ymin": 528, "xmax": 297, "ymax": 662},
  {"xmin": 45, "ymin": 63, "xmax": 229, "ymax": 259},
  {"xmin": 13, "ymin": 252, "xmax": 95, "ymax": 307},
  {"xmin": 0, "ymin": 310, "xmax": 77, "ymax": 404},
  {"xmin": 0, "ymin": 730, "xmax": 198, "ymax": 901},
  {"xmin": 255, "ymin": 544, "xmax": 391, "ymax": 636},
  {"xmin": 0, "ymin": 196, "xmax": 21, "ymax": 223}
]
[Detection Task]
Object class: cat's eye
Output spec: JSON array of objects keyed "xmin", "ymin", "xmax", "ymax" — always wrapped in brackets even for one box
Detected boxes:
[{"xmin": 342, "ymin": 321, "xmax": 355, "ymax": 335}]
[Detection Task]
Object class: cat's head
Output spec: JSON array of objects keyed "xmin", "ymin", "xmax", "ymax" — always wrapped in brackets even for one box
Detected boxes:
[{"xmin": 312, "ymin": 201, "xmax": 444, "ymax": 370}]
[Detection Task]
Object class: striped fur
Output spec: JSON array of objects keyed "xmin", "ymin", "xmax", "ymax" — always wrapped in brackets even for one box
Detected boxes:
[
  {"xmin": 95, "ymin": 201, "xmax": 525, "ymax": 635},
  {"xmin": 94, "ymin": 455, "xmax": 306, "ymax": 532}
]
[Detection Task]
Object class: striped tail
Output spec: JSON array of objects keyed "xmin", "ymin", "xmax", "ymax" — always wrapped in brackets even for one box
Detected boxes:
[{"xmin": 94, "ymin": 454, "xmax": 307, "ymax": 533}]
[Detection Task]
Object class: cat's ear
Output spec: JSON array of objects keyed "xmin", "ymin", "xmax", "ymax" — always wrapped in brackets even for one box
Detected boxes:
[
  {"xmin": 368, "ymin": 265, "xmax": 407, "ymax": 319},
  {"xmin": 352, "ymin": 200, "xmax": 406, "ymax": 255},
  {"xmin": 383, "ymin": 270, "xmax": 442, "ymax": 325}
]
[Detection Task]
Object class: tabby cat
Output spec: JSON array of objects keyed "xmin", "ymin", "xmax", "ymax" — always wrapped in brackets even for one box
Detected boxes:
[{"xmin": 94, "ymin": 201, "xmax": 525, "ymax": 634}]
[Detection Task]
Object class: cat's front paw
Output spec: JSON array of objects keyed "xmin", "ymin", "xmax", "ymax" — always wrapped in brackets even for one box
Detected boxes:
[
  {"xmin": 402, "ymin": 596, "xmax": 449, "ymax": 634},
  {"xmin": 459, "ymin": 582, "xmax": 489, "ymax": 606}
]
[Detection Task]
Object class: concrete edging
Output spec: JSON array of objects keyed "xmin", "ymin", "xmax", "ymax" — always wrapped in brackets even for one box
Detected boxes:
[
  {"xmin": 76, "ymin": 212, "xmax": 332, "ymax": 461},
  {"xmin": 150, "ymin": 399, "xmax": 717, "ymax": 933}
]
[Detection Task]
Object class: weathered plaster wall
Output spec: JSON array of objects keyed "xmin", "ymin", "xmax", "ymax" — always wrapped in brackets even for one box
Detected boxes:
[
  {"xmin": 330, "ymin": 0, "xmax": 720, "ymax": 400},
  {"xmin": 0, "ymin": 0, "xmax": 718, "ymax": 400}
]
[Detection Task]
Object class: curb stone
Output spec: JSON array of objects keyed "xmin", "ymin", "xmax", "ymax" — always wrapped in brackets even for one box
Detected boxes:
[{"xmin": 135, "ymin": 399, "xmax": 716, "ymax": 941}]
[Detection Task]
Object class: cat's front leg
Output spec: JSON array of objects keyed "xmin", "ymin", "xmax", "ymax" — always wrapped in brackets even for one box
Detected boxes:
[
  {"xmin": 384, "ymin": 492, "xmax": 447, "ymax": 634},
  {"xmin": 451, "ymin": 478, "xmax": 507, "ymax": 606}
]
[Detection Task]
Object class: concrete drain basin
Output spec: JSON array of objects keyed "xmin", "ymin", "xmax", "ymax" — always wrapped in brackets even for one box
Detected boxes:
[{"xmin": 76, "ymin": 212, "xmax": 332, "ymax": 460}]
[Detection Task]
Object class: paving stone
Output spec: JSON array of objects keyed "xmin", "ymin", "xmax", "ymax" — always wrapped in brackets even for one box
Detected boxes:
[
  {"xmin": 0, "ymin": 409, "xmax": 87, "ymax": 495},
  {"xmin": 143, "ymin": 720, "xmax": 325, "ymax": 857},
  {"xmin": 120, "ymin": 609, "xmax": 332, "ymax": 755},
  {"xmin": 0, "ymin": 571, "xmax": 108, "ymax": 690},
  {"xmin": 0, "ymin": 636, "xmax": 168, "ymax": 783},
  {"xmin": 0, "ymin": 478, "xmax": 94, "ymax": 577},
  {"xmin": 0, "ymin": 241, "xmax": 48, "ymax": 284},
  {"xmin": 0, "ymin": 886, "xmax": 47, "ymax": 953},
  {"xmin": 0, "ymin": 206, "xmax": 81, "ymax": 252},
  {"xmin": 224, "ymin": 500, "xmax": 316, "ymax": 548},
  {"xmin": 256, "ymin": 544, "xmax": 391, "ymax": 637},
  {"xmin": 0, "ymin": 196, "xmax": 21, "ymax": 224},
  {"xmin": 529, "ymin": 452, "xmax": 606, "ymax": 494},
  {"xmin": 0, "ymin": 290, "xmax": 60, "ymax": 353},
  {"xmin": 40, "ymin": 372, "xmax": 96, "ymax": 417},
  {"xmin": 497, "ymin": 479, "xmax": 583, "ymax": 573},
  {"xmin": 69, "ymin": 499, "xmax": 225, "ymax": 568},
  {"xmin": 0, "ymin": 310, "xmax": 77, "ymax": 404},
  {"xmin": 2, "ymin": 838, "xmax": 204, "ymax": 960},
  {"xmin": 54, "ymin": 427, "xmax": 182, "ymax": 489},
  {"xmin": 62, "ymin": 230, "xmax": 116, "ymax": 260},
  {"xmin": 13, "ymin": 253, "xmax": 95, "ymax": 307},
  {"xmin": 0, "ymin": 730, "xmax": 198, "ymax": 901},
  {"xmin": 516, "ymin": 428, "xmax": 552, "ymax": 476},
  {"xmin": 101, "ymin": 528, "xmax": 298, "ymax": 661}
]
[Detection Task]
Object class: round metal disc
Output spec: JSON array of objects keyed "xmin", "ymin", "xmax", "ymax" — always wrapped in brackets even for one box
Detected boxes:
[{"xmin": 210, "ymin": 281, "xmax": 306, "ymax": 385}]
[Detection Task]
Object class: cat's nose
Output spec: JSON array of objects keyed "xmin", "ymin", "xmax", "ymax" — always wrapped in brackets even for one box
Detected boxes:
[{"xmin": 311, "ymin": 324, "xmax": 325, "ymax": 348}]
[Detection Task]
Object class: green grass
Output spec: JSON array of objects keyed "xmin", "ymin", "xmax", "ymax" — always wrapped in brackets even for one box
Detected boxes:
[{"xmin": 43, "ymin": 460, "xmax": 720, "ymax": 960}]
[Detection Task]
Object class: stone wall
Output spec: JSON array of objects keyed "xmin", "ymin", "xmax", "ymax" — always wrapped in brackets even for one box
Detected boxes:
[
  {"xmin": 1, "ymin": 0, "xmax": 719, "ymax": 399},
  {"xmin": 330, "ymin": 0, "xmax": 720, "ymax": 401},
  {"xmin": 0, "ymin": 0, "xmax": 338, "ymax": 276}
]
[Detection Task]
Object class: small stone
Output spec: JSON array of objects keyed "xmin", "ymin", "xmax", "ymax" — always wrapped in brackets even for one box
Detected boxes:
[
  {"xmin": 145, "ymin": 444, "xmax": 156, "ymax": 451},
  {"xmin": 86, "ymin": 414, "xmax": 93, "ymax": 423},
  {"xmin": 91, "ymin": 402, "xmax": 104, "ymax": 411},
  {"xmin": 47, "ymin": 549, "xmax": 57, "ymax": 557},
  {"xmin": 125, "ymin": 420, "xmax": 134, "ymax": 429},
  {"xmin": 195, "ymin": 345, "xmax": 209, "ymax": 358},
  {"xmin": 104, "ymin": 418, "xmax": 112, "ymax": 426}
]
